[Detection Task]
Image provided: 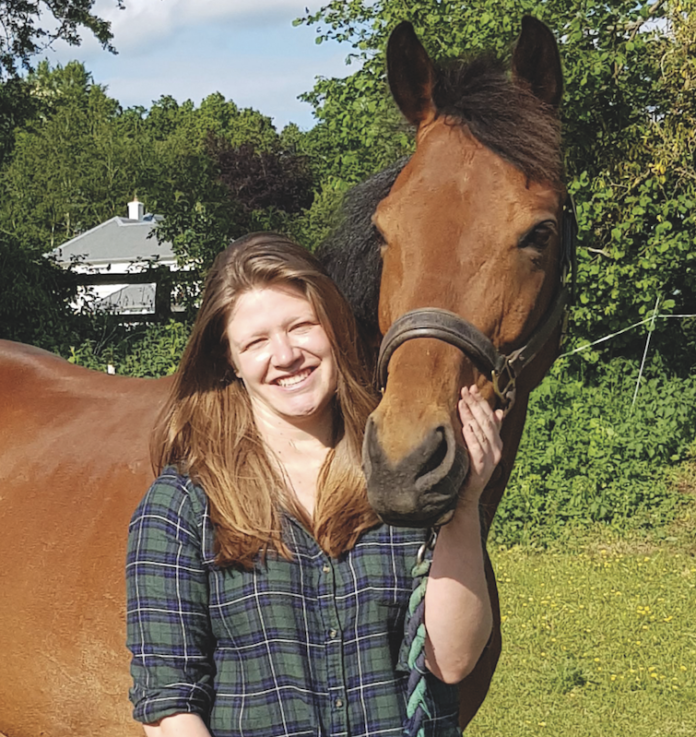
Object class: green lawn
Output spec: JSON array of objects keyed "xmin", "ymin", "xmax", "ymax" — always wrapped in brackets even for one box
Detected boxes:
[{"xmin": 467, "ymin": 517, "xmax": 696, "ymax": 736}]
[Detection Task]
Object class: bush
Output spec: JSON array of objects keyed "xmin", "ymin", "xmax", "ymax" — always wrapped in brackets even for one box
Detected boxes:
[
  {"xmin": 68, "ymin": 320, "xmax": 191, "ymax": 377},
  {"xmin": 0, "ymin": 237, "xmax": 81, "ymax": 351},
  {"xmin": 491, "ymin": 357, "xmax": 696, "ymax": 545}
]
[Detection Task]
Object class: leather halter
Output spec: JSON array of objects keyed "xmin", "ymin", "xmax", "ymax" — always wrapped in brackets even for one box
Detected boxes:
[{"xmin": 376, "ymin": 197, "xmax": 578, "ymax": 412}]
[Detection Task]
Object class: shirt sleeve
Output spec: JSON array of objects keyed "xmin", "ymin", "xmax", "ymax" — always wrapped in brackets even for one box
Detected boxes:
[{"xmin": 126, "ymin": 470, "xmax": 215, "ymax": 724}]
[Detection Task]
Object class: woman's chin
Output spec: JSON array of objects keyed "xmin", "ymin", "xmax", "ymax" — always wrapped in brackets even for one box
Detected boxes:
[{"xmin": 279, "ymin": 395, "xmax": 334, "ymax": 425}]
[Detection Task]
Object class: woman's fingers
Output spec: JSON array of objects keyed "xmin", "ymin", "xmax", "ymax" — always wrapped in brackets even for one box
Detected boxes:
[
  {"xmin": 463, "ymin": 386, "xmax": 501, "ymax": 434},
  {"xmin": 458, "ymin": 385, "xmax": 503, "ymax": 478},
  {"xmin": 459, "ymin": 388, "xmax": 501, "ymax": 441}
]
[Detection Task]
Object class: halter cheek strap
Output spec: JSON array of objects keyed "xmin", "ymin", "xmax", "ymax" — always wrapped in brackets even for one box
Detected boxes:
[{"xmin": 376, "ymin": 197, "xmax": 578, "ymax": 413}]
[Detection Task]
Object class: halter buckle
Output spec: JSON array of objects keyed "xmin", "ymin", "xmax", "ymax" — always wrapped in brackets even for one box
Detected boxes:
[{"xmin": 491, "ymin": 360, "xmax": 517, "ymax": 414}]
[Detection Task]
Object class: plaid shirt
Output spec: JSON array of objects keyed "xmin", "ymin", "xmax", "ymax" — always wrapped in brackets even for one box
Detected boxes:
[{"xmin": 126, "ymin": 468, "xmax": 459, "ymax": 737}]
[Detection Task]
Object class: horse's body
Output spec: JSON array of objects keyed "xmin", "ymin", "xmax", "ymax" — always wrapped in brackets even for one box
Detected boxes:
[
  {"xmin": 0, "ymin": 342, "xmax": 170, "ymax": 736},
  {"xmin": 0, "ymin": 18, "xmax": 567, "ymax": 736}
]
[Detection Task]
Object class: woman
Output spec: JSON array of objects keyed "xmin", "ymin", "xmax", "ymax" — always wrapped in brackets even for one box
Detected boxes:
[{"xmin": 126, "ymin": 232, "xmax": 502, "ymax": 737}]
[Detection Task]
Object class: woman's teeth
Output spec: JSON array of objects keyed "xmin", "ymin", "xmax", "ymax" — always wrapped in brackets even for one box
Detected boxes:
[{"xmin": 277, "ymin": 369, "xmax": 312, "ymax": 387}]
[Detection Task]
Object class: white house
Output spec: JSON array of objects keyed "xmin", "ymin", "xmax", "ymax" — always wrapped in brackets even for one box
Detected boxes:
[{"xmin": 48, "ymin": 199, "xmax": 179, "ymax": 317}]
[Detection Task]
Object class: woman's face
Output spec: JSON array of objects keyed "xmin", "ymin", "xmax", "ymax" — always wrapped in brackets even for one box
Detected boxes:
[{"xmin": 226, "ymin": 283, "xmax": 338, "ymax": 427}]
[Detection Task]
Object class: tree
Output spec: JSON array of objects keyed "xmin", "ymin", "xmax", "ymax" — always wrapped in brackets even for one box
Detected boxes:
[
  {"xmin": 0, "ymin": 234, "xmax": 81, "ymax": 349},
  {"xmin": 0, "ymin": 61, "xmax": 147, "ymax": 252},
  {"xmin": 0, "ymin": 0, "xmax": 118, "ymax": 81},
  {"xmin": 142, "ymin": 96, "xmax": 280, "ymax": 270},
  {"xmin": 0, "ymin": 0, "xmax": 120, "ymax": 161},
  {"xmin": 0, "ymin": 0, "xmax": 119, "ymax": 349}
]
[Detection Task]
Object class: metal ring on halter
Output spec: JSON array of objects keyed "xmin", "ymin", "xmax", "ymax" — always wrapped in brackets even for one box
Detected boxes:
[{"xmin": 416, "ymin": 528, "xmax": 439, "ymax": 565}]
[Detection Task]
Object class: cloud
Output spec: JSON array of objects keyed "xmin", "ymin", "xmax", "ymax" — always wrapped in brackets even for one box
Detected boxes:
[{"xmin": 87, "ymin": 0, "xmax": 326, "ymax": 53}]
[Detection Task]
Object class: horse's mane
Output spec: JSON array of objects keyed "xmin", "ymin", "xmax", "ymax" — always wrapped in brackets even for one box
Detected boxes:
[
  {"xmin": 317, "ymin": 158, "xmax": 407, "ymax": 345},
  {"xmin": 319, "ymin": 51, "xmax": 563, "ymax": 342}
]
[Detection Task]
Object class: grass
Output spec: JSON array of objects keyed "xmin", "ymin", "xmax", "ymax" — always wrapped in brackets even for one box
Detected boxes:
[{"xmin": 467, "ymin": 459, "xmax": 696, "ymax": 737}]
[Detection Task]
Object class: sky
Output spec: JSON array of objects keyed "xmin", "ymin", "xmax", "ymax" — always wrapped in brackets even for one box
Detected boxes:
[{"xmin": 46, "ymin": 0, "xmax": 357, "ymax": 131}]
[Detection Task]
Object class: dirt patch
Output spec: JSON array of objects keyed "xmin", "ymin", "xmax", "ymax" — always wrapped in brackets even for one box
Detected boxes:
[
  {"xmin": 674, "ymin": 463, "xmax": 696, "ymax": 496},
  {"xmin": 664, "ymin": 455, "xmax": 696, "ymax": 555}
]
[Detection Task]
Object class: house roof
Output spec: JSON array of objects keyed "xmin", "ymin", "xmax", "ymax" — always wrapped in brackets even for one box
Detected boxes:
[{"xmin": 49, "ymin": 214, "xmax": 175, "ymax": 267}]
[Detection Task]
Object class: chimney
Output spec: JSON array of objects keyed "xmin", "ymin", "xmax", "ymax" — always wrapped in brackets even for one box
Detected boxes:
[{"xmin": 128, "ymin": 197, "xmax": 144, "ymax": 221}]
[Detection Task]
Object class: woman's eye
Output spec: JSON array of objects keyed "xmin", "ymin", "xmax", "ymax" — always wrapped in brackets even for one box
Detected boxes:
[{"xmin": 291, "ymin": 321, "xmax": 315, "ymax": 333}]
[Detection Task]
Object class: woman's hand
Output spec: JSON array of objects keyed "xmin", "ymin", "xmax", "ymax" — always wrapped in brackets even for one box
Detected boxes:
[{"xmin": 458, "ymin": 385, "xmax": 503, "ymax": 504}]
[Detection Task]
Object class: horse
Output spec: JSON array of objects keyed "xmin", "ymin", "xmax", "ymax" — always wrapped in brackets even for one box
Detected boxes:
[
  {"xmin": 0, "ymin": 17, "xmax": 570, "ymax": 736},
  {"xmin": 322, "ymin": 16, "xmax": 570, "ymax": 727}
]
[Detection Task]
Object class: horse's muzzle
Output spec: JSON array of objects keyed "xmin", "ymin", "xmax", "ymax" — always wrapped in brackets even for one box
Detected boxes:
[{"xmin": 362, "ymin": 416, "xmax": 469, "ymax": 528}]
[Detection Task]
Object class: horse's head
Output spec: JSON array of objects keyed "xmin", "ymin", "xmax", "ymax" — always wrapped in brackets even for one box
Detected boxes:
[{"xmin": 363, "ymin": 17, "xmax": 568, "ymax": 527}]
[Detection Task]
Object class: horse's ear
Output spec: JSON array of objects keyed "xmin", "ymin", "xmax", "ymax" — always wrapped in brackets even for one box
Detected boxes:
[
  {"xmin": 387, "ymin": 21, "xmax": 437, "ymax": 127},
  {"xmin": 512, "ymin": 16, "xmax": 563, "ymax": 108}
]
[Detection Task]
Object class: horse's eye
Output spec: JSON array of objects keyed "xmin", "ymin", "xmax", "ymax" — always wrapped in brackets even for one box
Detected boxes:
[{"xmin": 518, "ymin": 221, "xmax": 557, "ymax": 250}]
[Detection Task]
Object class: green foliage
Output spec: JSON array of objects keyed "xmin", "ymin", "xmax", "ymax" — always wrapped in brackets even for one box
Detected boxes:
[
  {"xmin": 142, "ymin": 93, "xmax": 282, "ymax": 269},
  {"xmin": 0, "ymin": 65, "xmax": 315, "ymax": 276},
  {"xmin": 491, "ymin": 357, "xmax": 696, "ymax": 545},
  {"xmin": 0, "ymin": 0, "xmax": 118, "ymax": 81},
  {"xmin": 0, "ymin": 235, "xmax": 82, "ymax": 350},
  {"xmin": 0, "ymin": 78, "xmax": 37, "ymax": 167},
  {"xmin": 0, "ymin": 61, "xmax": 144, "ymax": 252},
  {"xmin": 568, "ymin": 4, "xmax": 696, "ymax": 363},
  {"xmin": 67, "ymin": 320, "xmax": 191, "ymax": 377},
  {"xmin": 290, "ymin": 177, "xmax": 352, "ymax": 252}
]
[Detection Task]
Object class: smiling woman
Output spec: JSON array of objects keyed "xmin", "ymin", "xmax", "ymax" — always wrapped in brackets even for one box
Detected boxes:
[
  {"xmin": 127, "ymin": 231, "xmax": 502, "ymax": 737},
  {"xmin": 226, "ymin": 285, "xmax": 338, "ymax": 427}
]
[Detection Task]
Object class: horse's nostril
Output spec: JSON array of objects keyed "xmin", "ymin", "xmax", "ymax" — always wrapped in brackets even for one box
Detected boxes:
[{"xmin": 415, "ymin": 427, "xmax": 448, "ymax": 482}]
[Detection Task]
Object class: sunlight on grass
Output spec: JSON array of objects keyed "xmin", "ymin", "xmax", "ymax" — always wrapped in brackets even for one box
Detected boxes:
[{"xmin": 467, "ymin": 539, "xmax": 696, "ymax": 737}]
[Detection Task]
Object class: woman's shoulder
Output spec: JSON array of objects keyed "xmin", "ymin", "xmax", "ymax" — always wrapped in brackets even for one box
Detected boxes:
[
  {"xmin": 132, "ymin": 466, "xmax": 209, "ymax": 531},
  {"xmin": 130, "ymin": 466, "xmax": 216, "ymax": 563}
]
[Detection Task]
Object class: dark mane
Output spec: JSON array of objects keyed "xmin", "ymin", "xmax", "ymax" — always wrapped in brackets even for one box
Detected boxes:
[
  {"xmin": 433, "ymin": 54, "xmax": 563, "ymax": 186},
  {"xmin": 317, "ymin": 158, "xmax": 407, "ymax": 344},
  {"xmin": 318, "ymin": 51, "xmax": 563, "ymax": 342}
]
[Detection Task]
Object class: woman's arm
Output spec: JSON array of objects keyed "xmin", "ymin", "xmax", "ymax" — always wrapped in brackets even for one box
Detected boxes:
[
  {"xmin": 143, "ymin": 713, "xmax": 212, "ymax": 737},
  {"xmin": 423, "ymin": 385, "xmax": 502, "ymax": 684},
  {"xmin": 127, "ymin": 474, "xmax": 215, "ymax": 724}
]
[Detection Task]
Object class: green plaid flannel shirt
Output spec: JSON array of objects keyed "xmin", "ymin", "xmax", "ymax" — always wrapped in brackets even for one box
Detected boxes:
[{"xmin": 126, "ymin": 468, "xmax": 460, "ymax": 736}]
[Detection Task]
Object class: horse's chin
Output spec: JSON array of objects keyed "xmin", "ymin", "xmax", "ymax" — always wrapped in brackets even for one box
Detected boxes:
[{"xmin": 372, "ymin": 503, "xmax": 458, "ymax": 530}]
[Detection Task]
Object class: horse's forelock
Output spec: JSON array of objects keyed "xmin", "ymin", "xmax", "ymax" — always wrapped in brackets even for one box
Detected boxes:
[{"xmin": 433, "ymin": 54, "xmax": 563, "ymax": 187}]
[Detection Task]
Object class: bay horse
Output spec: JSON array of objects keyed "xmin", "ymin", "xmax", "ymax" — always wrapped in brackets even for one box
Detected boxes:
[
  {"xmin": 322, "ymin": 18, "xmax": 570, "ymax": 726},
  {"xmin": 0, "ymin": 17, "xmax": 569, "ymax": 737}
]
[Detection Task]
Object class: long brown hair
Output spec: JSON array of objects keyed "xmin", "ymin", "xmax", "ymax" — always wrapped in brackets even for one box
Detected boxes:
[{"xmin": 151, "ymin": 233, "xmax": 380, "ymax": 568}]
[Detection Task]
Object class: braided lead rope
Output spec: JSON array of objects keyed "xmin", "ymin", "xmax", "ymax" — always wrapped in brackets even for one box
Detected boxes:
[{"xmin": 403, "ymin": 529, "xmax": 438, "ymax": 737}]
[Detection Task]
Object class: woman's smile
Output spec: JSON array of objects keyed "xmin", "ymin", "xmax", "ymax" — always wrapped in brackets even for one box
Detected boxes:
[{"xmin": 273, "ymin": 367, "xmax": 315, "ymax": 389}]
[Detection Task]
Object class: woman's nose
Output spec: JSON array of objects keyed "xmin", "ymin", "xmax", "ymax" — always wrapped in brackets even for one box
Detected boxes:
[{"xmin": 270, "ymin": 333, "xmax": 299, "ymax": 367}]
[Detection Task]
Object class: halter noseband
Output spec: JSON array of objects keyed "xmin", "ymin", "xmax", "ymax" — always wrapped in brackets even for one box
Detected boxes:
[{"xmin": 376, "ymin": 197, "xmax": 578, "ymax": 413}]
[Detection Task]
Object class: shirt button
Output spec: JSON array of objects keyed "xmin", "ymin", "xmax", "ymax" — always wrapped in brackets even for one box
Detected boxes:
[
  {"xmin": 322, "ymin": 563, "xmax": 331, "ymax": 573},
  {"xmin": 329, "ymin": 629, "xmax": 338, "ymax": 639},
  {"xmin": 335, "ymin": 698, "xmax": 344, "ymax": 708}
]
